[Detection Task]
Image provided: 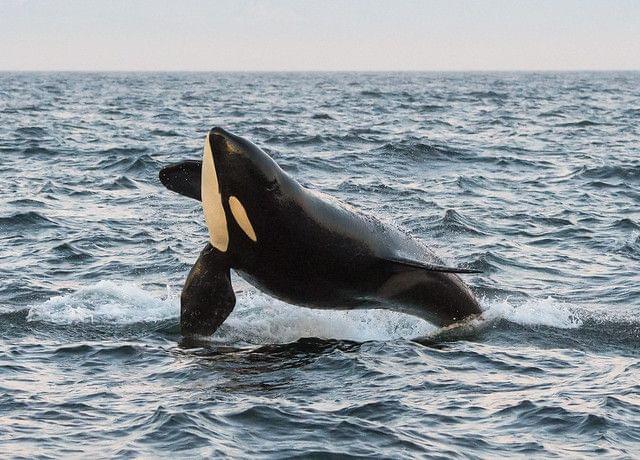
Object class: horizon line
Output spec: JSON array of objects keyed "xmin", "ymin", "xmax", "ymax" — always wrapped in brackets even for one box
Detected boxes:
[{"xmin": 1, "ymin": 68, "xmax": 639, "ymax": 73}]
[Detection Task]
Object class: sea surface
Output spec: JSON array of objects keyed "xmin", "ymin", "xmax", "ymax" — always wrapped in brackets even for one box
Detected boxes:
[{"xmin": 0, "ymin": 72, "xmax": 639, "ymax": 458}]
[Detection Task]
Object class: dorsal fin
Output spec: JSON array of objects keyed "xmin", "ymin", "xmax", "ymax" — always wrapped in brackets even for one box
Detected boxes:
[{"xmin": 386, "ymin": 256, "xmax": 482, "ymax": 274}]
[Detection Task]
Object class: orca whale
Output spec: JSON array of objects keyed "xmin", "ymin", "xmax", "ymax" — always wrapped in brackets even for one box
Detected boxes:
[{"xmin": 160, "ymin": 127, "xmax": 482, "ymax": 336}]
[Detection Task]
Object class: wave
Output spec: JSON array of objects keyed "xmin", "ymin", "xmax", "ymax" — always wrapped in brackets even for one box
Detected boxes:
[
  {"xmin": 150, "ymin": 128, "xmax": 180, "ymax": 137},
  {"xmin": 7, "ymin": 198, "xmax": 47, "ymax": 208},
  {"xmin": 0, "ymin": 211, "xmax": 59, "ymax": 230},
  {"xmin": 482, "ymin": 296, "xmax": 581, "ymax": 329},
  {"xmin": 26, "ymin": 281, "xmax": 178, "ymax": 324},
  {"xmin": 102, "ymin": 175, "xmax": 139, "ymax": 190},
  {"xmin": 216, "ymin": 291, "xmax": 437, "ymax": 344},
  {"xmin": 15, "ymin": 126, "xmax": 48, "ymax": 138},
  {"xmin": 360, "ymin": 90, "xmax": 384, "ymax": 98},
  {"xmin": 420, "ymin": 104, "xmax": 445, "ymax": 111},
  {"xmin": 96, "ymin": 152, "xmax": 159, "ymax": 174},
  {"xmin": 311, "ymin": 113, "xmax": 335, "ymax": 120},
  {"xmin": 22, "ymin": 146, "xmax": 57, "ymax": 155},
  {"xmin": 24, "ymin": 281, "xmax": 594, "ymax": 346},
  {"xmin": 556, "ymin": 120, "xmax": 602, "ymax": 127},
  {"xmin": 435, "ymin": 208, "xmax": 489, "ymax": 236},
  {"xmin": 50, "ymin": 242, "xmax": 93, "ymax": 262},
  {"xmin": 276, "ymin": 134, "xmax": 326, "ymax": 146},
  {"xmin": 611, "ymin": 218, "xmax": 639, "ymax": 232},
  {"xmin": 575, "ymin": 164, "xmax": 640, "ymax": 182},
  {"xmin": 374, "ymin": 139, "xmax": 471, "ymax": 161},
  {"xmin": 466, "ymin": 90, "xmax": 508, "ymax": 100},
  {"xmin": 619, "ymin": 231, "xmax": 640, "ymax": 259}
]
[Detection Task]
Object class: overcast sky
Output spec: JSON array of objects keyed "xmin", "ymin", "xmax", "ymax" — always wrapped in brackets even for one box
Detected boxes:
[{"xmin": 1, "ymin": 0, "xmax": 639, "ymax": 71}]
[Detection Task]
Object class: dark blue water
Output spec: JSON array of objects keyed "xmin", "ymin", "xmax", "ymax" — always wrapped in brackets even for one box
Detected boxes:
[{"xmin": 1, "ymin": 72, "xmax": 639, "ymax": 458}]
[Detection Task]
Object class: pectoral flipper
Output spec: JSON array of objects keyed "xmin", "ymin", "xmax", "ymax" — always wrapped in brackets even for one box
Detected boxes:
[{"xmin": 181, "ymin": 244, "xmax": 235, "ymax": 336}]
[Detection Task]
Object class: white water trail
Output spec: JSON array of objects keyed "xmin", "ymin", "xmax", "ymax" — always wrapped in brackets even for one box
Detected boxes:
[
  {"xmin": 28, "ymin": 282, "xmax": 584, "ymax": 344},
  {"xmin": 27, "ymin": 280, "xmax": 178, "ymax": 324},
  {"xmin": 481, "ymin": 295, "xmax": 583, "ymax": 329}
]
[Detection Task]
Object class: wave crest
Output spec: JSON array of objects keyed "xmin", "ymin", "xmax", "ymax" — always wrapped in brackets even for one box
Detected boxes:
[
  {"xmin": 27, "ymin": 282, "xmax": 588, "ymax": 345},
  {"xmin": 482, "ymin": 296, "xmax": 582, "ymax": 329},
  {"xmin": 27, "ymin": 281, "xmax": 178, "ymax": 324}
]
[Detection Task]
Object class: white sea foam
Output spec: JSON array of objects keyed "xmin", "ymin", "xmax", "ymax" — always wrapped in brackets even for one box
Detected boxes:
[
  {"xmin": 481, "ymin": 295, "xmax": 583, "ymax": 329},
  {"xmin": 26, "ymin": 280, "xmax": 179, "ymax": 324},
  {"xmin": 216, "ymin": 291, "xmax": 437, "ymax": 344},
  {"xmin": 28, "ymin": 281, "xmax": 583, "ymax": 343}
]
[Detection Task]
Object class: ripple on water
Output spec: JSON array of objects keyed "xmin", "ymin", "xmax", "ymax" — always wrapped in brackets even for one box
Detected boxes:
[{"xmin": 0, "ymin": 211, "xmax": 59, "ymax": 230}]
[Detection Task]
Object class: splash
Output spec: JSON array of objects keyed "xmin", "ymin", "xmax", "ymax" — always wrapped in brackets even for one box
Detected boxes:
[
  {"xmin": 26, "ymin": 281, "xmax": 436, "ymax": 342},
  {"xmin": 216, "ymin": 291, "xmax": 437, "ymax": 344},
  {"xmin": 27, "ymin": 280, "xmax": 178, "ymax": 324},
  {"xmin": 27, "ymin": 282, "xmax": 585, "ymax": 343},
  {"xmin": 482, "ymin": 295, "xmax": 583, "ymax": 329}
]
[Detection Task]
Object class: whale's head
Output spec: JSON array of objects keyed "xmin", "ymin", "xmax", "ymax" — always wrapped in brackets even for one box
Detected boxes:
[{"xmin": 159, "ymin": 127, "xmax": 287, "ymax": 252}]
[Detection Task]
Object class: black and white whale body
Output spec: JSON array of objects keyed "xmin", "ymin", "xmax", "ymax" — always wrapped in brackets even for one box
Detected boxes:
[{"xmin": 160, "ymin": 127, "xmax": 482, "ymax": 336}]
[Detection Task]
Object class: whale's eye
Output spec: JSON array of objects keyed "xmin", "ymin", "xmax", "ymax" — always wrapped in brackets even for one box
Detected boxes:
[{"xmin": 266, "ymin": 180, "xmax": 278, "ymax": 192}]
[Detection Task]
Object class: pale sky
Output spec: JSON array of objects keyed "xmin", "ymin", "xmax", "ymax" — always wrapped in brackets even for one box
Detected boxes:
[{"xmin": 1, "ymin": 0, "xmax": 639, "ymax": 71}]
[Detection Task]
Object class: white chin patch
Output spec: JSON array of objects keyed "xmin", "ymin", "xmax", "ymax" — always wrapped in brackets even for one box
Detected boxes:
[
  {"xmin": 229, "ymin": 196, "xmax": 257, "ymax": 242},
  {"xmin": 202, "ymin": 133, "xmax": 229, "ymax": 252}
]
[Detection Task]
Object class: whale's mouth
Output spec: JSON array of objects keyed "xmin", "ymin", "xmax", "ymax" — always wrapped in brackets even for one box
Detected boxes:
[{"xmin": 202, "ymin": 131, "xmax": 229, "ymax": 252}]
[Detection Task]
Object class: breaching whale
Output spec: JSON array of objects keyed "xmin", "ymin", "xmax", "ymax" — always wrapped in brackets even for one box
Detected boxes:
[{"xmin": 160, "ymin": 127, "xmax": 482, "ymax": 336}]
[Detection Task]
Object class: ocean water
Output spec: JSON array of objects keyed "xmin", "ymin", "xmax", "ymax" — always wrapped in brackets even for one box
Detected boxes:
[{"xmin": 0, "ymin": 72, "xmax": 639, "ymax": 458}]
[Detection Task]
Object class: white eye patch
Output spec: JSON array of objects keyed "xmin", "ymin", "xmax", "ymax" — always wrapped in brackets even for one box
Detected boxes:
[
  {"xmin": 202, "ymin": 133, "xmax": 229, "ymax": 252},
  {"xmin": 229, "ymin": 196, "xmax": 257, "ymax": 242}
]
